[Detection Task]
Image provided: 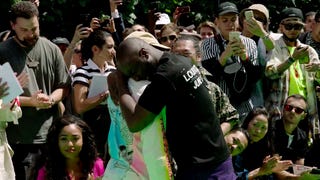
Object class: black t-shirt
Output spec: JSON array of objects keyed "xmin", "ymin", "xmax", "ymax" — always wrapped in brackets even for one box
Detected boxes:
[
  {"xmin": 139, "ymin": 52, "xmax": 229, "ymax": 170},
  {"xmin": 271, "ymin": 120, "xmax": 308, "ymax": 163}
]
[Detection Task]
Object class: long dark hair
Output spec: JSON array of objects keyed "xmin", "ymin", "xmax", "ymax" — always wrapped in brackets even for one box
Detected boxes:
[
  {"xmin": 241, "ymin": 106, "xmax": 269, "ymax": 130},
  {"xmin": 44, "ymin": 115, "xmax": 98, "ymax": 180}
]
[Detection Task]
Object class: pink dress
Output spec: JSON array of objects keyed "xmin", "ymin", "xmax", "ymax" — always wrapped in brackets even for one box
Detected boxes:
[{"xmin": 37, "ymin": 158, "xmax": 105, "ymax": 180}]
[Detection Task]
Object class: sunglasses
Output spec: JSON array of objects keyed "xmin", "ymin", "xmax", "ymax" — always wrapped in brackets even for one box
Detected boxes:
[
  {"xmin": 282, "ymin": 23, "xmax": 304, "ymax": 31},
  {"xmin": 160, "ymin": 35, "xmax": 177, "ymax": 42},
  {"xmin": 284, "ymin": 104, "xmax": 306, "ymax": 114},
  {"xmin": 255, "ymin": 17, "xmax": 267, "ymax": 25}
]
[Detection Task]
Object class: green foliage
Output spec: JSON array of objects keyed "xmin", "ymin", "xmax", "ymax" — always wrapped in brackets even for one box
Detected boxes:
[{"xmin": 0, "ymin": 0, "xmax": 318, "ymax": 40}]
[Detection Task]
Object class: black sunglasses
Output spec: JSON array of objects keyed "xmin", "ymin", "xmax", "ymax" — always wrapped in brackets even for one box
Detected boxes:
[
  {"xmin": 284, "ymin": 104, "xmax": 306, "ymax": 114},
  {"xmin": 160, "ymin": 35, "xmax": 177, "ymax": 42},
  {"xmin": 282, "ymin": 23, "xmax": 304, "ymax": 31},
  {"xmin": 255, "ymin": 17, "xmax": 267, "ymax": 25}
]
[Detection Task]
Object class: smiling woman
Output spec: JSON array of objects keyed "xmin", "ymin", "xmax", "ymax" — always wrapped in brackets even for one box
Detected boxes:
[{"xmin": 37, "ymin": 115, "xmax": 104, "ymax": 180}]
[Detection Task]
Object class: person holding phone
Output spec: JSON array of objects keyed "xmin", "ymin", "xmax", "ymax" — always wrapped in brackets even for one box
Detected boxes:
[
  {"xmin": 265, "ymin": 8, "xmax": 320, "ymax": 141},
  {"xmin": 201, "ymin": 2, "xmax": 260, "ymax": 121}
]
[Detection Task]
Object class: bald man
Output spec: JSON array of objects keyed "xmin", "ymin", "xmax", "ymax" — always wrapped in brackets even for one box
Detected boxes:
[{"xmin": 109, "ymin": 37, "xmax": 236, "ymax": 180}]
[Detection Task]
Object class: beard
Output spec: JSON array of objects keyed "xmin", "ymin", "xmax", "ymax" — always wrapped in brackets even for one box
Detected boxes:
[
  {"xmin": 282, "ymin": 33, "xmax": 299, "ymax": 43},
  {"xmin": 16, "ymin": 35, "xmax": 39, "ymax": 47}
]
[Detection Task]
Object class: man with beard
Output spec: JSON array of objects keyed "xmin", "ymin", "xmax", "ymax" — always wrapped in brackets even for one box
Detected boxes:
[
  {"xmin": 0, "ymin": 1, "xmax": 71, "ymax": 179},
  {"xmin": 265, "ymin": 7, "xmax": 320, "ymax": 141}
]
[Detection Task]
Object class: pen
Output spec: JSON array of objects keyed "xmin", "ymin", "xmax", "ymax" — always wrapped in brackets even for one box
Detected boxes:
[{"xmin": 10, "ymin": 98, "xmax": 20, "ymax": 110}]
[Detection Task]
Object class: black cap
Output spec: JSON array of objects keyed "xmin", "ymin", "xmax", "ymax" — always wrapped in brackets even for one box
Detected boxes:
[
  {"xmin": 280, "ymin": 7, "xmax": 304, "ymax": 22},
  {"xmin": 217, "ymin": 2, "xmax": 239, "ymax": 16}
]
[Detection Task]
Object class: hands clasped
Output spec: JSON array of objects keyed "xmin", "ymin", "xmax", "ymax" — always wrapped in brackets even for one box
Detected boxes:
[{"xmin": 32, "ymin": 90, "xmax": 54, "ymax": 109}]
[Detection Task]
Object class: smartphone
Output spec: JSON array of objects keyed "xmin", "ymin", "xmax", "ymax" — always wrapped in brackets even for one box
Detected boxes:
[
  {"xmin": 229, "ymin": 31, "xmax": 241, "ymax": 41},
  {"xmin": 178, "ymin": 6, "xmax": 190, "ymax": 14},
  {"xmin": 297, "ymin": 46, "xmax": 310, "ymax": 64},
  {"xmin": 245, "ymin": 10, "xmax": 254, "ymax": 20},
  {"xmin": 79, "ymin": 13, "xmax": 91, "ymax": 27}
]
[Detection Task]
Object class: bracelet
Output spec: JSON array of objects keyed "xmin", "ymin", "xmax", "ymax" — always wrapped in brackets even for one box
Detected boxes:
[
  {"xmin": 261, "ymin": 33, "xmax": 270, "ymax": 40},
  {"xmin": 287, "ymin": 57, "xmax": 295, "ymax": 64}
]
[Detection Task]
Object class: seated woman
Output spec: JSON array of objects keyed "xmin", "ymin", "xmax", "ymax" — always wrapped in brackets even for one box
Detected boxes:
[
  {"xmin": 37, "ymin": 115, "xmax": 104, "ymax": 179},
  {"xmin": 234, "ymin": 106, "xmax": 292, "ymax": 179}
]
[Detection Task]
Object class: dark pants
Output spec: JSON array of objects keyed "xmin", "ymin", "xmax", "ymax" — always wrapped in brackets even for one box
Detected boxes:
[
  {"xmin": 175, "ymin": 156, "xmax": 237, "ymax": 180},
  {"xmin": 11, "ymin": 144, "xmax": 45, "ymax": 180},
  {"xmin": 82, "ymin": 105, "xmax": 111, "ymax": 163}
]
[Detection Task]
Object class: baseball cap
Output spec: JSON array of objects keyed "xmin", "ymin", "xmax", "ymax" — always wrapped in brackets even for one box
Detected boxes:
[
  {"xmin": 248, "ymin": 4, "xmax": 269, "ymax": 20},
  {"xmin": 217, "ymin": 2, "xmax": 239, "ymax": 16},
  {"xmin": 52, "ymin": 37, "xmax": 70, "ymax": 45},
  {"xmin": 280, "ymin": 7, "xmax": 304, "ymax": 24},
  {"xmin": 155, "ymin": 13, "xmax": 171, "ymax": 25},
  {"xmin": 125, "ymin": 31, "xmax": 170, "ymax": 51}
]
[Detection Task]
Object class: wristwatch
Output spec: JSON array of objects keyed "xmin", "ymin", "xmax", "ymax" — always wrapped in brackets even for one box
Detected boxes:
[
  {"xmin": 287, "ymin": 57, "xmax": 295, "ymax": 64},
  {"xmin": 261, "ymin": 33, "xmax": 270, "ymax": 40}
]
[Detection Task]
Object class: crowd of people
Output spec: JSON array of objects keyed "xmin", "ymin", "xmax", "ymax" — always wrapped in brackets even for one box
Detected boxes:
[{"xmin": 1, "ymin": 0, "xmax": 320, "ymax": 179}]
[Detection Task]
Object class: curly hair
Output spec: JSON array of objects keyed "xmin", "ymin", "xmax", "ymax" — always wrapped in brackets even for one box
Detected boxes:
[
  {"xmin": 9, "ymin": 1, "xmax": 39, "ymax": 23},
  {"xmin": 44, "ymin": 115, "xmax": 98, "ymax": 180}
]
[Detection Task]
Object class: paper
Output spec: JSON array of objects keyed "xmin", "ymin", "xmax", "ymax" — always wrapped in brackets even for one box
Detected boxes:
[
  {"xmin": 292, "ymin": 164, "xmax": 314, "ymax": 175},
  {"xmin": 0, "ymin": 62, "xmax": 23, "ymax": 104},
  {"xmin": 87, "ymin": 74, "xmax": 108, "ymax": 98}
]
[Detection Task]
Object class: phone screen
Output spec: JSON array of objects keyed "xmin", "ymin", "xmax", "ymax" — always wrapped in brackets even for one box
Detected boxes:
[{"xmin": 79, "ymin": 13, "xmax": 91, "ymax": 27}]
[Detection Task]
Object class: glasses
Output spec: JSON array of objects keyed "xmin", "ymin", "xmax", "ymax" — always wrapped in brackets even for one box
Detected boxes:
[
  {"xmin": 160, "ymin": 35, "xmax": 177, "ymax": 42},
  {"xmin": 284, "ymin": 104, "xmax": 306, "ymax": 114},
  {"xmin": 282, "ymin": 23, "xmax": 304, "ymax": 31}
]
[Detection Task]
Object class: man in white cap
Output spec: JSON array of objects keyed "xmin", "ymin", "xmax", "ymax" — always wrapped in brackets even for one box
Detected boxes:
[{"xmin": 239, "ymin": 4, "xmax": 281, "ymax": 108}]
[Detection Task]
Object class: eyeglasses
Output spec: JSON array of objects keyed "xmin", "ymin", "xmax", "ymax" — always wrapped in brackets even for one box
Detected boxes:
[
  {"xmin": 282, "ymin": 23, "xmax": 304, "ymax": 31},
  {"xmin": 160, "ymin": 35, "xmax": 177, "ymax": 42},
  {"xmin": 284, "ymin": 104, "xmax": 306, "ymax": 114}
]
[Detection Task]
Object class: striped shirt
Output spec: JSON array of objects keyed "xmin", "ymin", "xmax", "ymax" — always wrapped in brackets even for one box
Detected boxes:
[
  {"xmin": 72, "ymin": 59, "xmax": 116, "ymax": 87},
  {"xmin": 201, "ymin": 35, "xmax": 259, "ymax": 120}
]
